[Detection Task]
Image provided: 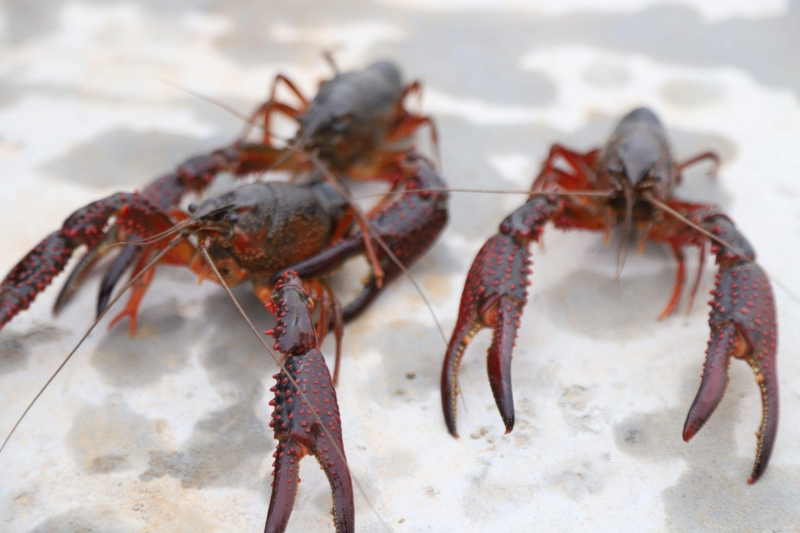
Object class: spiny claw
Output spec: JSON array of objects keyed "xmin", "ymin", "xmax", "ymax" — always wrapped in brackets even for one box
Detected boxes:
[
  {"xmin": 442, "ymin": 233, "xmax": 530, "ymax": 436},
  {"xmin": 682, "ymin": 323, "xmax": 736, "ymax": 442},
  {"xmin": 684, "ymin": 221, "xmax": 778, "ymax": 483},
  {"xmin": 1, "ymin": 232, "xmax": 75, "ymax": 329},
  {"xmin": 264, "ymin": 271, "xmax": 354, "ymax": 533},
  {"xmin": 266, "ymin": 350, "xmax": 353, "ymax": 533}
]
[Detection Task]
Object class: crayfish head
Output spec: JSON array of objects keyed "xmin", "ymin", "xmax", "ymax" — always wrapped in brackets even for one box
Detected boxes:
[
  {"xmin": 189, "ymin": 184, "xmax": 273, "ymax": 256},
  {"xmin": 599, "ymin": 108, "xmax": 675, "ymax": 218},
  {"xmin": 296, "ymin": 105, "xmax": 357, "ymax": 167}
]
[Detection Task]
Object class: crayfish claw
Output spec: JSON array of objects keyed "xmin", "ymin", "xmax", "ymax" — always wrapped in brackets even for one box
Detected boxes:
[
  {"xmin": 264, "ymin": 271, "xmax": 354, "ymax": 533},
  {"xmin": 1, "ymin": 232, "xmax": 75, "ymax": 330},
  {"xmin": 96, "ymin": 243, "xmax": 140, "ymax": 318},
  {"xmin": 54, "ymin": 227, "xmax": 122, "ymax": 315},
  {"xmin": 684, "ymin": 218, "xmax": 779, "ymax": 483},
  {"xmin": 265, "ymin": 439, "xmax": 306, "ymax": 533},
  {"xmin": 683, "ymin": 323, "xmax": 736, "ymax": 442},
  {"xmin": 441, "ymin": 310, "xmax": 479, "ymax": 438},
  {"xmin": 267, "ymin": 349, "xmax": 354, "ymax": 533},
  {"xmin": 487, "ymin": 295, "xmax": 523, "ymax": 433},
  {"xmin": 442, "ymin": 232, "xmax": 531, "ymax": 436}
]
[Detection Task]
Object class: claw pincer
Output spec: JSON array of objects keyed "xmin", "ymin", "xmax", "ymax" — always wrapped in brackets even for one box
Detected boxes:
[
  {"xmin": 0, "ymin": 193, "xmax": 172, "ymax": 329},
  {"xmin": 683, "ymin": 215, "xmax": 778, "ymax": 483},
  {"xmin": 442, "ymin": 196, "xmax": 561, "ymax": 436},
  {"xmin": 264, "ymin": 271, "xmax": 354, "ymax": 533}
]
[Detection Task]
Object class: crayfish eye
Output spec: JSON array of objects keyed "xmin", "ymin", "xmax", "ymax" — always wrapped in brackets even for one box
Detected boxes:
[
  {"xmin": 228, "ymin": 214, "xmax": 239, "ymax": 225},
  {"xmin": 330, "ymin": 114, "xmax": 353, "ymax": 135},
  {"xmin": 188, "ymin": 203, "xmax": 198, "ymax": 214}
]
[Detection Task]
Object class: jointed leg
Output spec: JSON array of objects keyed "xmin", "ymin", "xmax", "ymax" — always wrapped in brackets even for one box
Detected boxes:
[
  {"xmin": 389, "ymin": 112, "xmax": 440, "ymax": 163},
  {"xmin": 107, "ymin": 247, "xmax": 159, "ymax": 335},
  {"xmin": 239, "ymin": 74, "xmax": 308, "ymax": 145},
  {"xmin": 678, "ymin": 151, "xmax": 720, "ymax": 178},
  {"xmin": 286, "ymin": 155, "xmax": 449, "ymax": 323},
  {"xmin": 308, "ymin": 280, "xmax": 344, "ymax": 385},
  {"xmin": 532, "ymin": 145, "xmax": 599, "ymax": 192},
  {"xmin": 686, "ymin": 242, "xmax": 706, "ymax": 314}
]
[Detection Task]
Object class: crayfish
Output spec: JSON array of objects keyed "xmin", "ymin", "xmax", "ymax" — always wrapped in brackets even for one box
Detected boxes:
[
  {"xmin": 0, "ymin": 60, "xmax": 447, "ymax": 533},
  {"xmin": 443, "ymin": 107, "xmax": 778, "ymax": 484}
]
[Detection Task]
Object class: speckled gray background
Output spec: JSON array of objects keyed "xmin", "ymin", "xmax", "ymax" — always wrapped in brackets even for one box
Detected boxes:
[{"xmin": 0, "ymin": 1, "xmax": 799, "ymax": 532}]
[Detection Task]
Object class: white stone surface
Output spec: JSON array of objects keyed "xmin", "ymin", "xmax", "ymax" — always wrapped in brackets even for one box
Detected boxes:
[{"xmin": 0, "ymin": 1, "xmax": 799, "ymax": 532}]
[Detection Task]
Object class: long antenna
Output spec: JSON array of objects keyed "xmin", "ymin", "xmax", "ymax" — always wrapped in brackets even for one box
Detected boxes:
[
  {"xmin": 105, "ymin": 219, "xmax": 194, "ymax": 248},
  {"xmin": 198, "ymin": 247, "xmax": 391, "ymax": 533},
  {"xmin": 351, "ymin": 188, "xmax": 615, "ymax": 201},
  {"xmin": 157, "ymin": 78, "xmax": 290, "ymax": 143},
  {"xmin": 0, "ymin": 238, "xmax": 181, "ymax": 454}
]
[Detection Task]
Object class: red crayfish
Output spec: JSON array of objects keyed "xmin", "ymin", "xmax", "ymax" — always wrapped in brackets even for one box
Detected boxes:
[
  {"xmin": 442, "ymin": 107, "xmax": 778, "ymax": 484},
  {"xmin": 0, "ymin": 60, "xmax": 447, "ymax": 533}
]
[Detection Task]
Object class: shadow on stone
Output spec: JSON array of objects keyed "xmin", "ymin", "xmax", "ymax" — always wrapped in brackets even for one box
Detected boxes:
[{"xmin": 614, "ymin": 365, "xmax": 800, "ymax": 532}]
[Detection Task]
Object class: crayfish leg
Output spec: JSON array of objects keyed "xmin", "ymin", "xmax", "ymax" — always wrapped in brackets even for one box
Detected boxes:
[{"xmin": 107, "ymin": 248, "xmax": 159, "ymax": 335}]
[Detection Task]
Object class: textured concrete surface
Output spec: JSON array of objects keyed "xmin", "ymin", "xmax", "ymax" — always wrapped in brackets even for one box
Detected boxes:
[{"xmin": 1, "ymin": 1, "xmax": 799, "ymax": 532}]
